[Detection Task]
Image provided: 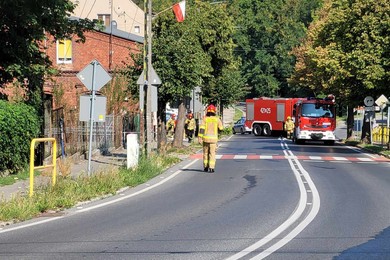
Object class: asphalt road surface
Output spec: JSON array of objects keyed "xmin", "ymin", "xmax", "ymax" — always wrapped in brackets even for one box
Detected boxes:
[{"xmin": 1, "ymin": 134, "xmax": 389, "ymax": 260}]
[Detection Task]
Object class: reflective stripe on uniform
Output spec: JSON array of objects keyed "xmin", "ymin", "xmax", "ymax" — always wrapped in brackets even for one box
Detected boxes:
[{"xmin": 204, "ymin": 117, "xmax": 219, "ymax": 143}]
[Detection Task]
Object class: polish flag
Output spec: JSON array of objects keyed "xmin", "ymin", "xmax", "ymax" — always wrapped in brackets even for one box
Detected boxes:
[{"xmin": 172, "ymin": 0, "xmax": 186, "ymax": 22}]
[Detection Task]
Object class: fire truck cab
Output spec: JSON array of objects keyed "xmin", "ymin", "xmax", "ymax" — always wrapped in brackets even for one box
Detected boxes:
[{"xmin": 292, "ymin": 95, "xmax": 337, "ymax": 145}]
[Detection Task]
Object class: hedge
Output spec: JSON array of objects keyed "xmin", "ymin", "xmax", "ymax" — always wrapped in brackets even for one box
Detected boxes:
[{"xmin": 0, "ymin": 101, "xmax": 40, "ymax": 174}]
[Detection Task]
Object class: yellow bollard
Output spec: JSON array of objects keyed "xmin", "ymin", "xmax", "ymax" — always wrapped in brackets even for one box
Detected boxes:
[{"xmin": 29, "ymin": 138, "xmax": 57, "ymax": 197}]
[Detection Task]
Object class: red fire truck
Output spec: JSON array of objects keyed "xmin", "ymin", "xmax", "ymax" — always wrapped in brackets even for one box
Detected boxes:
[
  {"xmin": 245, "ymin": 97, "xmax": 303, "ymax": 136},
  {"xmin": 293, "ymin": 95, "xmax": 336, "ymax": 145},
  {"xmin": 245, "ymin": 95, "xmax": 337, "ymax": 144}
]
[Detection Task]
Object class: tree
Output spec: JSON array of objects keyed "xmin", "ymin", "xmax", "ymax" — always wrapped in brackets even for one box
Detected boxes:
[
  {"xmin": 0, "ymin": 0, "xmax": 95, "ymax": 104},
  {"xmin": 151, "ymin": 1, "xmax": 242, "ymax": 147},
  {"xmin": 192, "ymin": 2, "xmax": 244, "ymax": 112},
  {"xmin": 153, "ymin": 4, "xmax": 212, "ymax": 147},
  {"xmin": 290, "ymin": 0, "xmax": 390, "ymax": 140},
  {"xmin": 229, "ymin": 0, "xmax": 321, "ymax": 98}
]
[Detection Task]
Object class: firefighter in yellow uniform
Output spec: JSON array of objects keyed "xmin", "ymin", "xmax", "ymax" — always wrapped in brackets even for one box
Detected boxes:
[
  {"xmin": 198, "ymin": 104, "xmax": 223, "ymax": 173},
  {"xmin": 166, "ymin": 114, "xmax": 176, "ymax": 138},
  {"xmin": 285, "ymin": 116, "xmax": 294, "ymax": 139},
  {"xmin": 185, "ymin": 113, "xmax": 196, "ymax": 143}
]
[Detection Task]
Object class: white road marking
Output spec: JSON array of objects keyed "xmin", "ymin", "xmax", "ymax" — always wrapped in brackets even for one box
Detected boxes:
[
  {"xmin": 0, "ymin": 217, "xmax": 64, "ymax": 234},
  {"xmin": 333, "ymin": 157, "xmax": 348, "ymax": 161},
  {"xmin": 234, "ymin": 155, "xmax": 247, "ymax": 160},
  {"xmin": 0, "ymin": 159, "xmax": 199, "ymax": 233},
  {"xmin": 251, "ymin": 148, "xmax": 321, "ymax": 259},
  {"xmin": 345, "ymin": 145, "xmax": 377, "ymax": 158},
  {"xmin": 227, "ymin": 141, "xmax": 320, "ymax": 260},
  {"xmin": 358, "ymin": 157, "xmax": 373, "ymax": 162}
]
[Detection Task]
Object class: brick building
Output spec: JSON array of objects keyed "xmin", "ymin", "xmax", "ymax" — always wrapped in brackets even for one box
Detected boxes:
[
  {"xmin": 44, "ymin": 23, "xmax": 142, "ymax": 108},
  {"xmin": 42, "ymin": 23, "xmax": 143, "ymax": 155}
]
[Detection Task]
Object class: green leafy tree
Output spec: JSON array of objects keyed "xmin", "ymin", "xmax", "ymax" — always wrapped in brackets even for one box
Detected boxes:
[
  {"xmin": 194, "ymin": 2, "xmax": 245, "ymax": 113},
  {"xmin": 153, "ymin": 3, "xmax": 212, "ymax": 147},
  {"xmin": 290, "ymin": 0, "xmax": 390, "ymax": 139},
  {"xmin": 0, "ymin": 0, "xmax": 95, "ymax": 104},
  {"xmin": 229, "ymin": 0, "xmax": 321, "ymax": 98},
  {"xmin": 151, "ymin": 1, "xmax": 242, "ymax": 147}
]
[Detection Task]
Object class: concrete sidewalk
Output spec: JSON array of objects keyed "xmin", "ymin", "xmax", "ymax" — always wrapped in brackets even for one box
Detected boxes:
[{"xmin": 0, "ymin": 139, "xmax": 193, "ymax": 202}]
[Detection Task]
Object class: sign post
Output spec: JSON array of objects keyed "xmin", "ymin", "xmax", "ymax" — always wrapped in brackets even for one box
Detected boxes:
[
  {"xmin": 375, "ymin": 94, "xmax": 389, "ymax": 146},
  {"xmin": 77, "ymin": 60, "xmax": 111, "ymax": 175},
  {"xmin": 364, "ymin": 96, "xmax": 375, "ymax": 144}
]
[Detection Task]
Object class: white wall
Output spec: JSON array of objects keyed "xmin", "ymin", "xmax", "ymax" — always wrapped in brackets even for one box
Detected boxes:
[{"xmin": 71, "ymin": 0, "xmax": 144, "ymax": 37}]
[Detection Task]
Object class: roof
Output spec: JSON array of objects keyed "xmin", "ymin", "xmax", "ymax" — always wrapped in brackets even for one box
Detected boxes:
[
  {"xmin": 103, "ymin": 21, "xmax": 144, "ymax": 44},
  {"xmin": 70, "ymin": 16, "xmax": 144, "ymax": 44}
]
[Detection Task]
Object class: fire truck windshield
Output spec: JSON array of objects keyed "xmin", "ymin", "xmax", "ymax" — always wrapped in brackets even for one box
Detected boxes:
[{"xmin": 301, "ymin": 103, "xmax": 334, "ymax": 118}]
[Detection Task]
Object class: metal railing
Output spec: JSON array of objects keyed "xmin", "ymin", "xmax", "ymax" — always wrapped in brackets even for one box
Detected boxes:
[
  {"xmin": 30, "ymin": 138, "xmax": 57, "ymax": 197},
  {"xmin": 372, "ymin": 126, "xmax": 390, "ymax": 146}
]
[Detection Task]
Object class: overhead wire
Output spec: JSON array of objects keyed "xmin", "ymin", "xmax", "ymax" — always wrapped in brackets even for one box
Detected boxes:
[
  {"xmin": 79, "ymin": 0, "xmax": 88, "ymax": 18},
  {"xmin": 86, "ymin": 0, "xmax": 97, "ymax": 17}
]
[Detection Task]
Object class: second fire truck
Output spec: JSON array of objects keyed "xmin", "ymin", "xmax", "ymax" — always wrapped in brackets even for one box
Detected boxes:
[{"xmin": 245, "ymin": 95, "xmax": 337, "ymax": 145}]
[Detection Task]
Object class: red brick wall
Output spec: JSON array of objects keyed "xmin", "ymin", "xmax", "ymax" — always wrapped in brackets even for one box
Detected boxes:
[
  {"xmin": 45, "ymin": 31, "xmax": 140, "ymax": 72},
  {"xmin": 44, "ymin": 30, "xmax": 141, "ymax": 110}
]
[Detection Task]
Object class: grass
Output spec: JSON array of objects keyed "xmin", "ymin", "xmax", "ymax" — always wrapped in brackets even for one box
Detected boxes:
[
  {"xmin": 344, "ymin": 140, "xmax": 390, "ymax": 156},
  {"xmin": 233, "ymin": 106, "xmax": 244, "ymax": 122},
  {"xmin": 0, "ymin": 153, "xmax": 181, "ymax": 223},
  {"xmin": 0, "ymin": 167, "xmax": 30, "ymax": 186}
]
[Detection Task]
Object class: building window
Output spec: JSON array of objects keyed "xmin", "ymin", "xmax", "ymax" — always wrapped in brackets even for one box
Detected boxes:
[
  {"xmin": 57, "ymin": 39, "xmax": 72, "ymax": 64},
  {"xmin": 98, "ymin": 14, "xmax": 111, "ymax": 27},
  {"xmin": 134, "ymin": 25, "xmax": 140, "ymax": 33}
]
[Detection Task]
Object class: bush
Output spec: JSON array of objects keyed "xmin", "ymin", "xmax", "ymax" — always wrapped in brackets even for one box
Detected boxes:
[
  {"xmin": 0, "ymin": 101, "xmax": 40, "ymax": 174},
  {"xmin": 220, "ymin": 126, "xmax": 233, "ymax": 136}
]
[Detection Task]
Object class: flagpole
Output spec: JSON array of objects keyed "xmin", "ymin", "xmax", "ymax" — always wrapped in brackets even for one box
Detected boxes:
[{"xmin": 153, "ymin": 6, "xmax": 172, "ymax": 18}]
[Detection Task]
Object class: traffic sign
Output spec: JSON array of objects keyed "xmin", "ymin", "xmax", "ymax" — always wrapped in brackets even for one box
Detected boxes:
[
  {"xmin": 364, "ymin": 96, "xmax": 374, "ymax": 107},
  {"xmin": 137, "ymin": 65, "xmax": 161, "ymax": 86},
  {"xmin": 77, "ymin": 60, "xmax": 111, "ymax": 91},
  {"xmin": 364, "ymin": 106, "xmax": 375, "ymax": 112},
  {"xmin": 375, "ymin": 94, "xmax": 389, "ymax": 109}
]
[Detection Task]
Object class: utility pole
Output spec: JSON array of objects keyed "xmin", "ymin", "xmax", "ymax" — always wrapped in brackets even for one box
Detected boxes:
[
  {"xmin": 140, "ymin": 0, "xmax": 156, "ymax": 155},
  {"xmin": 146, "ymin": 0, "xmax": 154, "ymax": 154},
  {"xmin": 138, "ymin": 0, "xmax": 161, "ymax": 156}
]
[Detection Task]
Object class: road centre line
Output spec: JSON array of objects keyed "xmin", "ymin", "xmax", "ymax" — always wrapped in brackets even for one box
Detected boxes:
[
  {"xmin": 191, "ymin": 153, "xmax": 389, "ymax": 162},
  {"xmin": 227, "ymin": 141, "xmax": 320, "ymax": 260}
]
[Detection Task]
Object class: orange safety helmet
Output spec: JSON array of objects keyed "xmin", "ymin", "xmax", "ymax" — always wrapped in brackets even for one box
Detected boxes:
[{"xmin": 207, "ymin": 104, "xmax": 216, "ymax": 113}]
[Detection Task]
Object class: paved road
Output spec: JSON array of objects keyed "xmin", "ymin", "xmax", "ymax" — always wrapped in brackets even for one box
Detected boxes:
[{"xmin": 1, "ymin": 133, "xmax": 389, "ymax": 259}]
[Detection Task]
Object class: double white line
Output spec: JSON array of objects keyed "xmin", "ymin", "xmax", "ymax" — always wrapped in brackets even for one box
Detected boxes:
[{"xmin": 227, "ymin": 140, "xmax": 321, "ymax": 259}]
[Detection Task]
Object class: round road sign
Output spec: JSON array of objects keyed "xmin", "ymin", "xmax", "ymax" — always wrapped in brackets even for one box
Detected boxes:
[{"xmin": 363, "ymin": 96, "xmax": 374, "ymax": 107}]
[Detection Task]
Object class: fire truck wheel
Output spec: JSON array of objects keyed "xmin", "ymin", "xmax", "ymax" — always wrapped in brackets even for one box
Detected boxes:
[
  {"xmin": 262, "ymin": 124, "xmax": 271, "ymax": 136},
  {"xmin": 253, "ymin": 124, "xmax": 262, "ymax": 136}
]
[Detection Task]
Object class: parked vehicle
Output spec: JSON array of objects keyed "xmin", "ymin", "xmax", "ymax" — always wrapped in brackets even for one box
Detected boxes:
[
  {"xmin": 245, "ymin": 97, "xmax": 303, "ymax": 136},
  {"xmin": 293, "ymin": 95, "xmax": 337, "ymax": 145},
  {"xmin": 232, "ymin": 117, "xmax": 251, "ymax": 134},
  {"xmin": 245, "ymin": 95, "xmax": 337, "ymax": 145}
]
